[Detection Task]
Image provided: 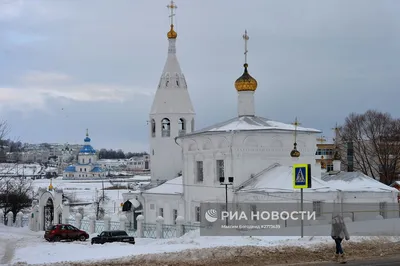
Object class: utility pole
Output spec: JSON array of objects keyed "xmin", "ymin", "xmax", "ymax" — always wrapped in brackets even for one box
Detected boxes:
[{"xmin": 220, "ymin": 176, "xmax": 234, "ymax": 226}]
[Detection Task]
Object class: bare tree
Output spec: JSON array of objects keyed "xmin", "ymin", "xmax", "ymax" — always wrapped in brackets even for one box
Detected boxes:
[
  {"xmin": 93, "ymin": 187, "xmax": 109, "ymax": 220},
  {"xmin": 0, "ymin": 177, "xmax": 33, "ymax": 222},
  {"xmin": 0, "ymin": 121, "xmax": 21, "ymax": 179},
  {"xmin": 338, "ymin": 110, "xmax": 400, "ymax": 184}
]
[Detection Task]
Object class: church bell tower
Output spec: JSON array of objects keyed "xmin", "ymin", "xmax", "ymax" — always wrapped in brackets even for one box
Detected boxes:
[{"xmin": 149, "ymin": 1, "xmax": 195, "ymax": 182}]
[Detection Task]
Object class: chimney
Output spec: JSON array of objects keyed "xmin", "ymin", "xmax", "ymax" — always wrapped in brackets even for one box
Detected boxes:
[
  {"xmin": 333, "ymin": 160, "xmax": 341, "ymax": 172},
  {"xmin": 333, "ymin": 145, "xmax": 342, "ymax": 172}
]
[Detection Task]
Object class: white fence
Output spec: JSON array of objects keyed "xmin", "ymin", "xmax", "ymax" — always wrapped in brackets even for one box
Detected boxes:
[{"xmin": 66, "ymin": 214, "xmax": 200, "ymax": 239}]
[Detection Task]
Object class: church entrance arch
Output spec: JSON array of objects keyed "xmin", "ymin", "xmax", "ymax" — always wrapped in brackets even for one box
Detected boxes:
[
  {"xmin": 122, "ymin": 199, "xmax": 143, "ymax": 230},
  {"xmin": 43, "ymin": 198, "xmax": 54, "ymax": 230}
]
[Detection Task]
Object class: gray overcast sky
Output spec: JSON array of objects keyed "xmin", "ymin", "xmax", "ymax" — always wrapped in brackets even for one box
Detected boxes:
[{"xmin": 0, "ymin": 0, "xmax": 399, "ymax": 152}]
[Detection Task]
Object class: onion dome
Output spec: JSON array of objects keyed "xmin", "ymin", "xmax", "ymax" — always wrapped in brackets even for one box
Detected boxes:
[
  {"xmin": 235, "ymin": 63, "xmax": 258, "ymax": 92},
  {"xmin": 290, "ymin": 143, "xmax": 300, "ymax": 158},
  {"xmin": 167, "ymin": 25, "xmax": 177, "ymax": 39}
]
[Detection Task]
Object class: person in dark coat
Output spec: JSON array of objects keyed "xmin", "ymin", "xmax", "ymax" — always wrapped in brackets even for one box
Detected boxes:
[{"xmin": 331, "ymin": 212, "xmax": 350, "ymax": 263}]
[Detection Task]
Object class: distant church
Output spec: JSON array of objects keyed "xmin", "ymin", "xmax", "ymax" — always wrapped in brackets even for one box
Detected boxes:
[{"xmin": 63, "ymin": 130, "xmax": 106, "ymax": 179}]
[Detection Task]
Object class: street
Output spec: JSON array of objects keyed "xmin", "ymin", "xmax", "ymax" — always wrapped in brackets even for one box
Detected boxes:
[{"xmin": 279, "ymin": 255, "xmax": 400, "ymax": 266}]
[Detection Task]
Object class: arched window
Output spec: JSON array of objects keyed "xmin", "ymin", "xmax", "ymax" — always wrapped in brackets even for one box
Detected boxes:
[
  {"xmin": 151, "ymin": 119, "xmax": 156, "ymax": 137},
  {"xmin": 89, "ymin": 158, "xmax": 92, "ymax": 163},
  {"xmin": 191, "ymin": 118, "xmax": 195, "ymax": 132},
  {"xmin": 161, "ymin": 118, "xmax": 170, "ymax": 137},
  {"xmin": 178, "ymin": 118, "xmax": 186, "ymax": 136}
]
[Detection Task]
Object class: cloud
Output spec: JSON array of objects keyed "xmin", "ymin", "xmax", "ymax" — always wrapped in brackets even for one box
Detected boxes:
[
  {"xmin": 0, "ymin": 71, "xmax": 155, "ymax": 112},
  {"xmin": 0, "ymin": 0, "xmax": 23, "ymax": 21},
  {"xmin": 1, "ymin": 0, "xmax": 400, "ymax": 151}
]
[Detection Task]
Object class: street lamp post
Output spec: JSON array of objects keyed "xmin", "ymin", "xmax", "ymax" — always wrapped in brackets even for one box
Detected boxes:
[{"xmin": 219, "ymin": 176, "xmax": 234, "ymax": 226}]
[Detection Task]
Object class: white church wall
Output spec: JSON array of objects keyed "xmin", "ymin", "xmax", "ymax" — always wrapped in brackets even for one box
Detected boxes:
[
  {"xmin": 78, "ymin": 154, "xmax": 97, "ymax": 165},
  {"xmin": 180, "ymin": 130, "xmax": 320, "ymax": 223},
  {"xmin": 143, "ymin": 194, "xmax": 184, "ymax": 224}
]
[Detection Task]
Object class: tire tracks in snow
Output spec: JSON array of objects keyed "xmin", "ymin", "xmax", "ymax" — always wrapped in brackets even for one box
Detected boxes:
[{"xmin": 0, "ymin": 238, "xmax": 17, "ymax": 265}]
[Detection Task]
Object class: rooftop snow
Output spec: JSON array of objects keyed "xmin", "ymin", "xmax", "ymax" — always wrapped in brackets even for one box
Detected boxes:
[
  {"xmin": 144, "ymin": 176, "xmax": 183, "ymax": 195},
  {"xmin": 322, "ymin": 171, "xmax": 398, "ymax": 192},
  {"xmin": 237, "ymin": 164, "xmax": 335, "ymax": 193},
  {"xmin": 181, "ymin": 116, "xmax": 321, "ymax": 137}
]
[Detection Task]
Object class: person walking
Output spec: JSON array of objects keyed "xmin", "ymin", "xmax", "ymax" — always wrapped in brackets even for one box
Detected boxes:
[{"xmin": 331, "ymin": 212, "xmax": 350, "ymax": 263}]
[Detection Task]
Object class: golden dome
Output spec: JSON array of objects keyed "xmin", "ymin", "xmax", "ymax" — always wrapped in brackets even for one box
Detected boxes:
[
  {"xmin": 290, "ymin": 149, "xmax": 300, "ymax": 158},
  {"xmin": 48, "ymin": 179, "xmax": 53, "ymax": 191},
  {"xmin": 167, "ymin": 25, "xmax": 177, "ymax": 39},
  {"xmin": 290, "ymin": 142, "xmax": 300, "ymax": 157},
  {"xmin": 235, "ymin": 63, "xmax": 258, "ymax": 92}
]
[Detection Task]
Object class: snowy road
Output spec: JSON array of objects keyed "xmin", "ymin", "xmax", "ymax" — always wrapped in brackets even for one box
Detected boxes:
[{"xmin": 0, "ymin": 238, "xmax": 16, "ymax": 265}]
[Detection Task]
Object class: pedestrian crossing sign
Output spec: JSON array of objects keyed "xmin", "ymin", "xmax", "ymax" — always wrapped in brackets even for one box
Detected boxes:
[{"xmin": 293, "ymin": 164, "xmax": 312, "ymax": 189}]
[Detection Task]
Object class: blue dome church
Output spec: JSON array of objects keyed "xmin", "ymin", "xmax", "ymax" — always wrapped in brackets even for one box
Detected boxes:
[{"xmin": 63, "ymin": 129, "xmax": 106, "ymax": 179}]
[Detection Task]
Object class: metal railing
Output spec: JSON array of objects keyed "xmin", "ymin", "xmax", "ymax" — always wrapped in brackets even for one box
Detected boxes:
[
  {"xmin": 183, "ymin": 224, "xmax": 201, "ymax": 234},
  {"xmin": 81, "ymin": 220, "xmax": 90, "ymax": 231},
  {"xmin": 143, "ymin": 223, "xmax": 157, "ymax": 238},
  {"xmin": 162, "ymin": 224, "xmax": 177, "ymax": 238},
  {"xmin": 22, "ymin": 216, "xmax": 29, "ymax": 227},
  {"xmin": 110, "ymin": 221, "xmax": 119, "ymax": 231},
  {"xmin": 95, "ymin": 220, "xmax": 104, "ymax": 233}
]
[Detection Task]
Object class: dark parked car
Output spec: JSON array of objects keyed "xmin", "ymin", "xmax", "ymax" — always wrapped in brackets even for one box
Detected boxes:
[
  {"xmin": 91, "ymin": 230, "xmax": 135, "ymax": 245},
  {"xmin": 44, "ymin": 224, "xmax": 89, "ymax": 242}
]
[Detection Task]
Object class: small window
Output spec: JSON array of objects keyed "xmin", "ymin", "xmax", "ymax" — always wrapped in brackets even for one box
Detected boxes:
[
  {"xmin": 196, "ymin": 161, "xmax": 204, "ymax": 182},
  {"xmin": 191, "ymin": 118, "xmax": 195, "ymax": 132},
  {"xmin": 326, "ymin": 164, "xmax": 333, "ymax": 172},
  {"xmin": 151, "ymin": 119, "xmax": 156, "ymax": 137},
  {"xmin": 158, "ymin": 208, "xmax": 164, "ymax": 217},
  {"xmin": 152, "ymin": 149, "xmax": 155, "ymax": 155},
  {"xmin": 176, "ymin": 73, "xmax": 180, "ymax": 86},
  {"xmin": 89, "ymin": 158, "xmax": 91, "ymax": 163},
  {"xmin": 82, "ymin": 158, "xmax": 85, "ymax": 164},
  {"xmin": 150, "ymin": 204, "xmax": 155, "ymax": 210},
  {"xmin": 165, "ymin": 73, "xmax": 170, "ymax": 87},
  {"xmin": 313, "ymin": 201, "xmax": 322, "ymax": 217},
  {"xmin": 216, "ymin": 160, "xmax": 224, "ymax": 182},
  {"xmin": 195, "ymin": 206, "xmax": 201, "ymax": 222},
  {"xmin": 173, "ymin": 209, "xmax": 178, "ymax": 224}
]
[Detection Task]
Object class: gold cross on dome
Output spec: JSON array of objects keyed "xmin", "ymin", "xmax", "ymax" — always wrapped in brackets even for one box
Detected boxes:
[
  {"xmin": 292, "ymin": 117, "xmax": 301, "ymax": 142},
  {"xmin": 167, "ymin": 1, "xmax": 178, "ymax": 25},
  {"xmin": 292, "ymin": 117, "xmax": 301, "ymax": 128},
  {"xmin": 243, "ymin": 30, "xmax": 249, "ymax": 63}
]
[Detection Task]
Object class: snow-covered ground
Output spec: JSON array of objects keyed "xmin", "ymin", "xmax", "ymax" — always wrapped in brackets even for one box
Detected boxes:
[{"xmin": 2, "ymin": 219, "xmax": 400, "ymax": 265}]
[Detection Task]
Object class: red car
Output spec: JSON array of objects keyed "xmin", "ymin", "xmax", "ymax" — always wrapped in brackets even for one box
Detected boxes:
[{"xmin": 44, "ymin": 224, "xmax": 89, "ymax": 242}]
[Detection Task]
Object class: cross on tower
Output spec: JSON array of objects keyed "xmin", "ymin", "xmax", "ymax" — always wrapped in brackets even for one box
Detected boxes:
[
  {"xmin": 243, "ymin": 30, "xmax": 249, "ymax": 64},
  {"xmin": 317, "ymin": 135, "xmax": 326, "ymax": 144},
  {"xmin": 292, "ymin": 117, "xmax": 301, "ymax": 144},
  {"xmin": 331, "ymin": 123, "xmax": 341, "ymax": 143},
  {"xmin": 167, "ymin": 0, "xmax": 177, "ymax": 25}
]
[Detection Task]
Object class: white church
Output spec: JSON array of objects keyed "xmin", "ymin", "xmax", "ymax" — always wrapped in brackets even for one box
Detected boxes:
[{"xmin": 127, "ymin": 1, "xmax": 398, "ymax": 226}]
